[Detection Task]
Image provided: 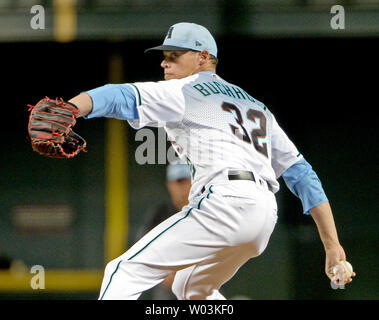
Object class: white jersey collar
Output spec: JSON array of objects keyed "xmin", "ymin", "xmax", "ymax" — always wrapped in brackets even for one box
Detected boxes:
[{"xmin": 197, "ymin": 70, "xmax": 219, "ymax": 79}]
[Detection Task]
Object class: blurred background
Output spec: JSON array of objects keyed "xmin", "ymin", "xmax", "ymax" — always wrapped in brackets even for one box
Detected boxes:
[{"xmin": 0, "ymin": 0, "xmax": 378, "ymax": 300}]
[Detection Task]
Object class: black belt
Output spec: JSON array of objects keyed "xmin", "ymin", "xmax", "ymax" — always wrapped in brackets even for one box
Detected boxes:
[{"xmin": 201, "ymin": 170, "xmax": 273, "ymax": 194}]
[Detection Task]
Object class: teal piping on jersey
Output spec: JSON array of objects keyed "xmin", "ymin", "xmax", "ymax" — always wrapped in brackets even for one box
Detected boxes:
[
  {"xmin": 100, "ymin": 260, "xmax": 122, "ymax": 300},
  {"xmin": 99, "ymin": 186, "xmax": 214, "ymax": 300},
  {"xmin": 197, "ymin": 185, "xmax": 214, "ymax": 209},
  {"xmin": 129, "ymin": 83, "xmax": 142, "ymax": 106}
]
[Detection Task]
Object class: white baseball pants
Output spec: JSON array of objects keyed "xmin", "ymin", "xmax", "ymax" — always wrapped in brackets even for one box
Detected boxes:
[{"xmin": 99, "ymin": 179, "xmax": 278, "ymax": 300}]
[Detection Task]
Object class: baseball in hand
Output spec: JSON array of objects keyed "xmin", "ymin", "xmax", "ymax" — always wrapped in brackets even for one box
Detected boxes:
[
  {"xmin": 340, "ymin": 261, "xmax": 353, "ymax": 278},
  {"xmin": 332, "ymin": 260, "xmax": 353, "ymax": 284}
]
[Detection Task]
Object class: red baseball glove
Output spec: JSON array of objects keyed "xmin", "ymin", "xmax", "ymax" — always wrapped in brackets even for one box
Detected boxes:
[{"xmin": 27, "ymin": 97, "xmax": 87, "ymax": 159}]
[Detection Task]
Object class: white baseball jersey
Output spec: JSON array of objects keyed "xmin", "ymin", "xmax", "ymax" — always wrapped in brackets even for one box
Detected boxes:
[
  {"xmin": 99, "ymin": 70, "xmax": 302, "ymax": 300},
  {"xmin": 128, "ymin": 71, "xmax": 301, "ymax": 199}
]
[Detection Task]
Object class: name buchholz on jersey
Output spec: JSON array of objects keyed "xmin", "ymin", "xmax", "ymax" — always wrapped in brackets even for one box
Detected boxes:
[{"xmin": 192, "ymin": 81, "xmax": 261, "ymax": 106}]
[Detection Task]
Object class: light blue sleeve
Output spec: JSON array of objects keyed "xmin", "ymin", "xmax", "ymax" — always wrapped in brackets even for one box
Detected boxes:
[
  {"xmin": 84, "ymin": 84, "xmax": 139, "ymax": 120},
  {"xmin": 282, "ymin": 158, "xmax": 328, "ymax": 215}
]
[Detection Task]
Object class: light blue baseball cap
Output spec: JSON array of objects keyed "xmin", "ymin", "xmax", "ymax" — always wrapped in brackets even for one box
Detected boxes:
[
  {"xmin": 166, "ymin": 163, "xmax": 191, "ymax": 181},
  {"xmin": 145, "ymin": 22, "xmax": 218, "ymax": 58}
]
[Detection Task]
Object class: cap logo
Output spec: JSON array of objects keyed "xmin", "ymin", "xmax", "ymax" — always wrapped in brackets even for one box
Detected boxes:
[
  {"xmin": 195, "ymin": 41, "xmax": 202, "ymax": 46},
  {"xmin": 166, "ymin": 26, "xmax": 174, "ymax": 39}
]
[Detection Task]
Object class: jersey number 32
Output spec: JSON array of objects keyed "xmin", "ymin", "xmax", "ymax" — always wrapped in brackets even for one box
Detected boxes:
[{"xmin": 221, "ymin": 101, "xmax": 268, "ymax": 158}]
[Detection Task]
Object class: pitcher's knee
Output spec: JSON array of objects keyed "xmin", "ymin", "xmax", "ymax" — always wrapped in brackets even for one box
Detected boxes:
[
  {"xmin": 101, "ymin": 259, "xmax": 122, "ymax": 291},
  {"xmin": 104, "ymin": 259, "xmax": 121, "ymax": 276}
]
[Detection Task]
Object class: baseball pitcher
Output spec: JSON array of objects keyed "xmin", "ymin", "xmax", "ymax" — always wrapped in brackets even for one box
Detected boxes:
[{"xmin": 27, "ymin": 22, "xmax": 355, "ymax": 299}]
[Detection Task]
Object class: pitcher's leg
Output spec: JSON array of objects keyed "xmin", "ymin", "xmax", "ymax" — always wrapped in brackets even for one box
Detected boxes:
[
  {"xmin": 171, "ymin": 203, "xmax": 278, "ymax": 300},
  {"xmin": 99, "ymin": 258, "xmax": 173, "ymax": 300},
  {"xmin": 171, "ymin": 244, "xmax": 253, "ymax": 300},
  {"xmin": 99, "ymin": 205, "xmax": 227, "ymax": 300}
]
